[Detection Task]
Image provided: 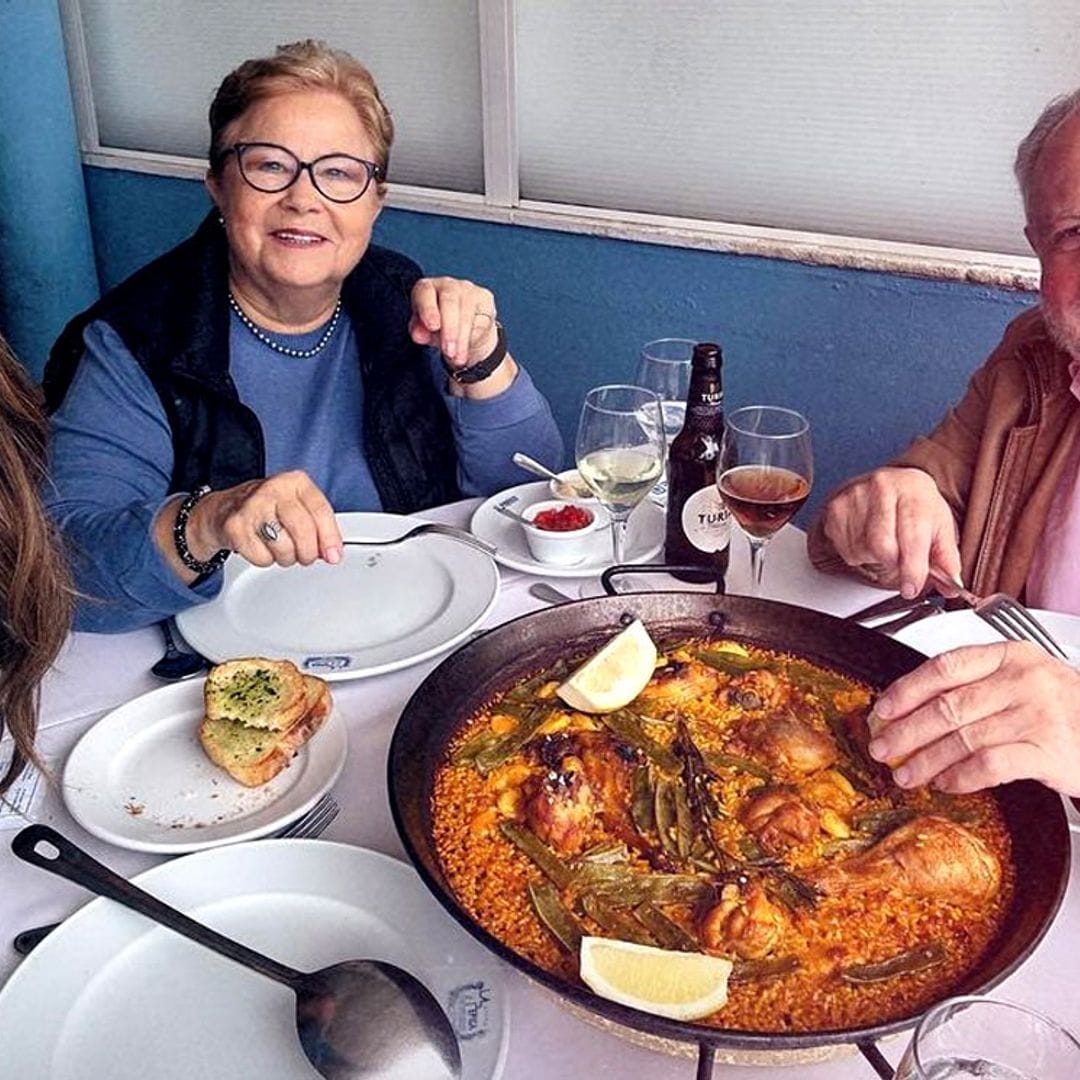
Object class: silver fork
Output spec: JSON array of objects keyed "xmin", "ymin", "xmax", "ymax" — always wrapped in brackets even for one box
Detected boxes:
[
  {"xmin": 278, "ymin": 793, "xmax": 339, "ymax": 838},
  {"xmin": 342, "ymin": 522, "xmax": 495, "ymax": 557},
  {"xmin": 928, "ymin": 569, "xmax": 1070, "ymax": 661},
  {"xmin": 10, "ymin": 795, "xmax": 341, "ymax": 957}
]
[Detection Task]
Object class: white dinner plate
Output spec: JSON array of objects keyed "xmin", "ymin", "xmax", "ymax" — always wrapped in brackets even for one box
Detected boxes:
[
  {"xmin": 177, "ymin": 511, "xmax": 500, "ymax": 679},
  {"xmin": 470, "ymin": 481, "xmax": 665, "ymax": 577},
  {"xmin": 893, "ymin": 607, "xmax": 1080, "ymax": 665},
  {"xmin": 0, "ymin": 841, "xmax": 507, "ymax": 1080},
  {"xmin": 62, "ymin": 678, "xmax": 347, "ymax": 853}
]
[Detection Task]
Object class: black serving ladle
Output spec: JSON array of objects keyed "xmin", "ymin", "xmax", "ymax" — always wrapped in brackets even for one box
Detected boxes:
[
  {"xmin": 12, "ymin": 825, "xmax": 461, "ymax": 1080},
  {"xmin": 150, "ymin": 619, "xmax": 209, "ymax": 681}
]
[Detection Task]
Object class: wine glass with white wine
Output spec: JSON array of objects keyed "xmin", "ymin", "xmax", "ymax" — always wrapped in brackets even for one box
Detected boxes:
[{"xmin": 575, "ymin": 385, "xmax": 666, "ymax": 564}]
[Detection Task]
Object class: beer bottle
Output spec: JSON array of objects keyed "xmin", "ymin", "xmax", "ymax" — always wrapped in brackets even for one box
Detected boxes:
[{"xmin": 663, "ymin": 341, "xmax": 730, "ymax": 586}]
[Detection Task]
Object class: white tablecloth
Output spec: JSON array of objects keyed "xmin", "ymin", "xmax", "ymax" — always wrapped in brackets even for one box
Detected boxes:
[{"xmin": 3, "ymin": 501, "xmax": 1077, "ymax": 1079}]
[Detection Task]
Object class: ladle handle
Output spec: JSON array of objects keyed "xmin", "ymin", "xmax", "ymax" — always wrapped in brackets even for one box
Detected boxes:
[
  {"xmin": 12, "ymin": 825, "xmax": 304, "ymax": 989},
  {"xmin": 158, "ymin": 618, "xmax": 181, "ymax": 656}
]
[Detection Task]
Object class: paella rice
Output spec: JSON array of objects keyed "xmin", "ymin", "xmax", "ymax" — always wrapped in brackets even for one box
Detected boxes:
[{"xmin": 431, "ymin": 635, "xmax": 1014, "ymax": 1032}]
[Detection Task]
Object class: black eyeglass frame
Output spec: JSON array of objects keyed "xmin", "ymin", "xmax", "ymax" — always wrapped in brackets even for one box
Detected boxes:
[{"xmin": 219, "ymin": 141, "xmax": 386, "ymax": 203}]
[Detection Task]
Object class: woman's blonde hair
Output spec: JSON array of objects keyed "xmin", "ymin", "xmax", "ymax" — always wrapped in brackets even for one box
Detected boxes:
[
  {"xmin": 208, "ymin": 39, "xmax": 394, "ymax": 195},
  {"xmin": 0, "ymin": 334, "xmax": 72, "ymax": 795}
]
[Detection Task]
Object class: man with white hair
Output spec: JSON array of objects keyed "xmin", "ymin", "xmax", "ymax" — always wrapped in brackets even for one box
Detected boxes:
[{"xmin": 809, "ymin": 90, "xmax": 1080, "ymax": 797}]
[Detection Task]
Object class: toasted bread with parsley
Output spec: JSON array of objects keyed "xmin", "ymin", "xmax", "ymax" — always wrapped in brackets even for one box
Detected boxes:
[
  {"xmin": 199, "ymin": 675, "xmax": 332, "ymax": 787},
  {"xmin": 204, "ymin": 658, "xmax": 308, "ymax": 732}
]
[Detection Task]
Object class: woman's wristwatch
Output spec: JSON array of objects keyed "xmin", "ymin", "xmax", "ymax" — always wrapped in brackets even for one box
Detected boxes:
[
  {"xmin": 445, "ymin": 322, "xmax": 507, "ymax": 384},
  {"xmin": 173, "ymin": 485, "xmax": 230, "ymax": 575}
]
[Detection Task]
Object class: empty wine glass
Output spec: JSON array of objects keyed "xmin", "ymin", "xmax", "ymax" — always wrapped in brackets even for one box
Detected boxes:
[
  {"xmin": 717, "ymin": 406, "xmax": 812, "ymax": 597},
  {"xmin": 634, "ymin": 338, "xmax": 694, "ymax": 505},
  {"xmin": 575, "ymin": 385, "xmax": 666, "ymax": 564},
  {"xmin": 895, "ymin": 996, "xmax": 1080, "ymax": 1079}
]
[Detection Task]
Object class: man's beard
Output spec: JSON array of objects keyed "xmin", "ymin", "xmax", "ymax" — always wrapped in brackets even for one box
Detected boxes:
[{"xmin": 1043, "ymin": 304, "xmax": 1080, "ymax": 360}]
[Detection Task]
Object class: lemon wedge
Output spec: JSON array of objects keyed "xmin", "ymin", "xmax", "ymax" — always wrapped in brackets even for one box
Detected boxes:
[
  {"xmin": 555, "ymin": 619, "xmax": 657, "ymax": 714},
  {"xmin": 579, "ymin": 937, "xmax": 733, "ymax": 1021}
]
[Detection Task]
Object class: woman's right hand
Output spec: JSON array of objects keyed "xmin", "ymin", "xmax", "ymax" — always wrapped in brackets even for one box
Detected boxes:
[
  {"xmin": 184, "ymin": 470, "xmax": 343, "ymax": 570},
  {"xmin": 819, "ymin": 465, "xmax": 961, "ymax": 597}
]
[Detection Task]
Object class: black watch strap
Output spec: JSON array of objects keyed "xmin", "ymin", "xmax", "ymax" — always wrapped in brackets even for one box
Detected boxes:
[
  {"xmin": 445, "ymin": 322, "xmax": 507, "ymax": 384},
  {"xmin": 174, "ymin": 485, "xmax": 230, "ymax": 576}
]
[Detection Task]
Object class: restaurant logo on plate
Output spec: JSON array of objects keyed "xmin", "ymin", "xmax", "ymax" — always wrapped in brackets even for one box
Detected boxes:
[
  {"xmin": 302, "ymin": 654, "xmax": 353, "ymax": 672},
  {"xmin": 448, "ymin": 981, "xmax": 492, "ymax": 1040}
]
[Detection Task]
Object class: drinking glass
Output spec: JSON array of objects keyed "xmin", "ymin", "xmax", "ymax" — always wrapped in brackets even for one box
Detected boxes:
[
  {"xmin": 634, "ymin": 338, "xmax": 694, "ymax": 504},
  {"xmin": 895, "ymin": 996, "xmax": 1080, "ymax": 1079},
  {"xmin": 717, "ymin": 406, "xmax": 812, "ymax": 597},
  {"xmin": 575, "ymin": 385, "xmax": 666, "ymax": 564}
]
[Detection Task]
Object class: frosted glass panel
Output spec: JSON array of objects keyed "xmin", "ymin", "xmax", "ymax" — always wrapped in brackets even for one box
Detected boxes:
[
  {"xmin": 78, "ymin": 0, "xmax": 483, "ymax": 193},
  {"xmin": 517, "ymin": 1, "xmax": 1080, "ymax": 254}
]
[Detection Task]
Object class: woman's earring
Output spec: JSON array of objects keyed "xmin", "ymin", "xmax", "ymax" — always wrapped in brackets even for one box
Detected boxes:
[{"xmin": 218, "ymin": 214, "xmax": 225, "ymax": 226}]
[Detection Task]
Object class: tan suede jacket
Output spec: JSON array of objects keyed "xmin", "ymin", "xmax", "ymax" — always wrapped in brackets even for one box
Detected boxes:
[{"xmin": 809, "ymin": 307, "xmax": 1080, "ymax": 599}]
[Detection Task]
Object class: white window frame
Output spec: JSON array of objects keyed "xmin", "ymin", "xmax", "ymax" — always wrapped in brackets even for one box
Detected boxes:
[{"xmin": 59, "ymin": 0, "xmax": 1039, "ymax": 291}]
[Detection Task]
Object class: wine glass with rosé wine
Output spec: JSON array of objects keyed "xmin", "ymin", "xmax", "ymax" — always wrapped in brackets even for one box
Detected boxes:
[
  {"xmin": 575, "ymin": 385, "xmax": 666, "ymax": 565},
  {"xmin": 717, "ymin": 405, "xmax": 812, "ymax": 597}
]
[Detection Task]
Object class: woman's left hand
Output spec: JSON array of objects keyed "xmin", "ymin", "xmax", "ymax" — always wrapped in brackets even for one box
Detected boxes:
[
  {"xmin": 866, "ymin": 641, "xmax": 1080, "ymax": 797},
  {"xmin": 409, "ymin": 276, "xmax": 505, "ymax": 372}
]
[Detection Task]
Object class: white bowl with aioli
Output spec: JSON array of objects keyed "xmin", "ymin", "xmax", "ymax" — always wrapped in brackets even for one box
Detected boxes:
[{"xmin": 547, "ymin": 469, "xmax": 598, "ymax": 502}]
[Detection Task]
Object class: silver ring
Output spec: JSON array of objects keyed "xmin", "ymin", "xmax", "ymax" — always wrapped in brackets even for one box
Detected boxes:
[
  {"xmin": 859, "ymin": 561, "xmax": 885, "ymax": 579},
  {"xmin": 473, "ymin": 309, "xmax": 497, "ymax": 322},
  {"xmin": 258, "ymin": 520, "xmax": 281, "ymax": 544}
]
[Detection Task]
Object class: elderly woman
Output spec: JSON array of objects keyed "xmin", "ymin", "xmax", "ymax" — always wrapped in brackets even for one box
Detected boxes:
[{"xmin": 44, "ymin": 40, "xmax": 562, "ymax": 633}]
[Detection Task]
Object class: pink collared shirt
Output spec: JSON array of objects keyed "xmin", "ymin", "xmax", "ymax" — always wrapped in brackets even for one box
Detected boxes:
[{"xmin": 1026, "ymin": 359, "xmax": 1080, "ymax": 613}]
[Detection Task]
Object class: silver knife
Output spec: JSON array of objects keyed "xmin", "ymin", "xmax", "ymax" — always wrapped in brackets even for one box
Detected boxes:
[
  {"xmin": 848, "ymin": 590, "xmax": 940, "ymax": 623},
  {"xmin": 870, "ymin": 596, "xmax": 946, "ymax": 634}
]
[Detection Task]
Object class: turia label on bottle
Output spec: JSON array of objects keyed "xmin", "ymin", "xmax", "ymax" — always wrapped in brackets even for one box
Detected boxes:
[
  {"xmin": 687, "ymin": 394, "xmax": 723, "ymax": 420},
  {"xmin": 680, "ymin": 486, "xmax": 731, "ymax": 552}
]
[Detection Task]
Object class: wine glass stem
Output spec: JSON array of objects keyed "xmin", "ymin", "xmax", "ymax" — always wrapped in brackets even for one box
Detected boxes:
[
  {"xmin": 747, "ymin": 536, "xmax": 768, "ymax": 597},
  {"xmin": 610, "ymin": 514, "xmax": 631, "ymax": 564}
]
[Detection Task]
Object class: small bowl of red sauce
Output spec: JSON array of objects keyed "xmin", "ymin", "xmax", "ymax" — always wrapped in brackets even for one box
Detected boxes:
[{"xmin": 521, "ymin": 499, "xmax": 605, "ymax": 566}]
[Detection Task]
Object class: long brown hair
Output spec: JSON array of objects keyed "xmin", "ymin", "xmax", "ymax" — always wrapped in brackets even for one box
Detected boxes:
[{"xmin": 0, "ymin": 334, "xmax": 72, "ymax": 795}]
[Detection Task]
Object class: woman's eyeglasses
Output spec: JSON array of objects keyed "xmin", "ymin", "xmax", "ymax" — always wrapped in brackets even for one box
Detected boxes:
[{"xmin": 220, "ymin": 142, "xmax": 385, "ymax": 203}]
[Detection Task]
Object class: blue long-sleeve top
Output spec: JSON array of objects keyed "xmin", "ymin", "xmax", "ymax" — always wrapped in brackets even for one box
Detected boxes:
[{"xmin": 46, "ymin": 311, "xmax": 563, "ymax": 632}]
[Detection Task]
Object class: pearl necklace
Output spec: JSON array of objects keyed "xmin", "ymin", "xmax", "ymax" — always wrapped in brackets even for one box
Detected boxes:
[{"xmin": 228, "ymin": 293, "xmax": 342, "ymax": 359}]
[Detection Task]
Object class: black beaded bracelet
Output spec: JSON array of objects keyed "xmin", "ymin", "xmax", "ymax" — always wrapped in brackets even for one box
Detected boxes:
[
  {"xmin": 173, "ymin": 485, "xmax": 230, "ymax": 576},
  {"xmin": 445, "ymin": 321, "xmax": 507, "ymax": 384}
]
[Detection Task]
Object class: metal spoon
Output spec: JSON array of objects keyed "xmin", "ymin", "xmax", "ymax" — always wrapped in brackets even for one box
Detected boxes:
[
  {"xmin": 529, "ymin": 582, "xmax": 575, "ymax": 604},
  {"xmin": 511, "ymin": 452, "xmax": 578, "ymax": 498},
  {"xmin": 12, "ymin": 825, "xmax": 461, "ymax": 1080},
  {"xmin": 151, "ymin": 619, "xmax": 209, "ymax": 680},
  {"xmin": 494, "ymin": 502, "xmax": 534, "ymax": 526}
]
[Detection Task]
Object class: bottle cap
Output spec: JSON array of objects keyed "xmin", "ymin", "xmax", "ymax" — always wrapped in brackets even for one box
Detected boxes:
[{"xmin": 692, "ymin": 342, "xmax": 722, "ymax": 367}]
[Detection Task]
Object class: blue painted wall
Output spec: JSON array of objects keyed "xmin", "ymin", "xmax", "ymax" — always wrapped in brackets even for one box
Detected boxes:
[
  {"xmin": 83, "ymin": 167, "xmax": 1034, "ymax": 517},
  {"xmin": 0, "ymin": 1, "xmax": 97, "ymax": 370}
]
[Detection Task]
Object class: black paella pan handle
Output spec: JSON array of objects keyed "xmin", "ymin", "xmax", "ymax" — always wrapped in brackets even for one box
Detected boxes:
[
  {"xmin": 695, "ymin": 1039, "xmax": 895, "ymax": 1078},
  {"xmin": 601, "ymin": 563, "xmax": 726, "ymax": 596},
  {"xmin": 857, "ymin": 1040, "xmax": 897, "ymax": 1078},
  {"xmin": 696, "ymin": 1043, "xmax": 715, "ymax": 1079}
]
